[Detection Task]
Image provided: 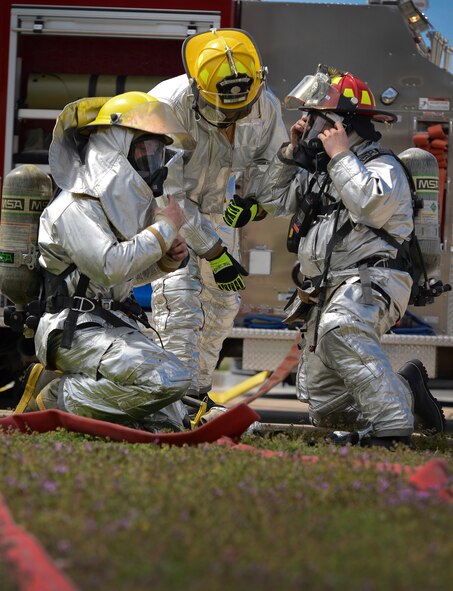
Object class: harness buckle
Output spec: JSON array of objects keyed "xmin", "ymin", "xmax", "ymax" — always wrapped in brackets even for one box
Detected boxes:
[
  {"xmin": 100, "ymin": 298, "xmax": 114, "ymax": 310},
  {"xmin": 71, "ymin": 296, "xmax": 95, "ymax": 313}
]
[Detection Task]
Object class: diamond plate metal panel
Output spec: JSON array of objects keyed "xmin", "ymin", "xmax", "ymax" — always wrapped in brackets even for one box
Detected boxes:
[
  {"xmin": 242, "ymin": 336, "xmax": 295, "ymax": 371},
  {"xmin": 381, "ymin": 343, "xmax": 436, "ymax": 375},
  {"xmin": 233, "ymin": 328, "xmax": 453, "ymax": 378}
]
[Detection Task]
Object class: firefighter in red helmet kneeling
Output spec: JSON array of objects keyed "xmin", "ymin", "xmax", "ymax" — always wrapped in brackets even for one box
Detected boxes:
[{"xmin": 239, "ymin": 65, "xmax": 446, "ymax": 446}]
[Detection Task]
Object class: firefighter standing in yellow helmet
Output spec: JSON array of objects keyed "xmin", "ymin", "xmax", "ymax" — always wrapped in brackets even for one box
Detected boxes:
[
  {"xmin": 149, "ymin": 29, "xmax": 288, "ymax": 403},
  {"xmin": 249, "ymin": 65, "xmax": 445, "ymax": 446},
  {"xmin": 18, "ymin": 91, "xmax": 196, "ymax": 431}
]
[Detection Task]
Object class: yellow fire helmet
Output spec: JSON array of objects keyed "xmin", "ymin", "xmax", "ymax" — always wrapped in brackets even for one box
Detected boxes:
[
  {"xmin": 182, "ymin": 28, "xmax": 266, "ymax": 115},
  {"xmin": 81, "ymin": 91, "xmax": 196, "ymax": 150}
]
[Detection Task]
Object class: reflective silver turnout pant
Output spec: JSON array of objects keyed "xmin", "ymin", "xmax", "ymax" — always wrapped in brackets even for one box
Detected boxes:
[
  {"xmin": 297, "ymin": 281, "xmax": 414, "ymax": 437},
  {"xmin": 47, "ymin": 324, "xmax": 191, "ymax": 431}
]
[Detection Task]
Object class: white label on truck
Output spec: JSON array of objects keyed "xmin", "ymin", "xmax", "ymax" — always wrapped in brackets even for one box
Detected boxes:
[{"xmin": 418, "ymin": 97, "xmax": 450, "ymax": 111}]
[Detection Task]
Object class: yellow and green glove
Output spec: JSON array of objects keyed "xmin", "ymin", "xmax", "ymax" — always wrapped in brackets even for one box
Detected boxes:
[
  {"xmin": 223, "ymin": 194, "xmax": 267, "ymax": 228},
  {"xmin": 207, "ymin": 248, "xmax": 249, "ymax": 291}
]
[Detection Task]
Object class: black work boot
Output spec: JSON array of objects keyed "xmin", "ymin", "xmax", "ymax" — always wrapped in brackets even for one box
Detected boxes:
[{"xmin": 398, "ymin": 359, "xmax": 446, "ymax": 433}]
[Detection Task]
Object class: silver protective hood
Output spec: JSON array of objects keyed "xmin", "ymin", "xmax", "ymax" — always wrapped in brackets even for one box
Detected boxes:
[{"xmin": 50, "ymin": 97, "xmax": 158, "ymax": 239}]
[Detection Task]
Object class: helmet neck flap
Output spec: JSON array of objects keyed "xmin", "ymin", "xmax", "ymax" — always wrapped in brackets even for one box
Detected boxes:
[{"xmin": 49, "ymin": 93, "xmax": 194, "ymax": 238}]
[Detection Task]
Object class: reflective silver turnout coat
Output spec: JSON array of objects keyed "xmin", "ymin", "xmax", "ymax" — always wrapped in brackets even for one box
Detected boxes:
[
  {"xmin": 257, "ymin": 141, "xmax": 415, "ymax": 437},
  {"xmin": 149, "ymin": 75, "xmax": 289, "ymax": 393},
  {"xmin": 35, "ymin": 112, "xmax": 190, "ymax": 430}
]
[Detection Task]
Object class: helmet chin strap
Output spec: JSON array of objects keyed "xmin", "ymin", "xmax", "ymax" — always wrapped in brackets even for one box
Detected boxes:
[{"xmin": 324, "ymin": 112, "xmax": 367, "ymax": 148}]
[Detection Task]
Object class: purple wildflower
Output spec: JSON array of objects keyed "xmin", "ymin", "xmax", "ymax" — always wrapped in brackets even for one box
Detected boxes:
[{"xmin": 42, "ymin": 479, "xmax": 58, "ymax": 493}]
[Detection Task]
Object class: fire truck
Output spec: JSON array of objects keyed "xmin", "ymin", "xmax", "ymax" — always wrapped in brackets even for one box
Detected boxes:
[{"xmin": 0, "ymin": 0, "xmax": 452, "ymax": 381}]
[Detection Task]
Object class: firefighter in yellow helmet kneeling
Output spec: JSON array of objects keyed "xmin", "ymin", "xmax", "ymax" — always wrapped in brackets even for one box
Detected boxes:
[
  {"xmin": 16, "ymin": 91, "xmax": 197, "ymax": 431},
  {"xmin": 148, "ymin": 29, "xmax": 288, "ymax": 405},
  {"xmin": 251, "ymin": 65, "xmax": 446, "ymax": 447}
]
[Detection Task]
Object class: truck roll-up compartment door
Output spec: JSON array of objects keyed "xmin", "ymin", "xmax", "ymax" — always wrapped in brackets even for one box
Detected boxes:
[
  {"xmin": 4, "ymin": 5, "xmax": 222, "ymax": 177},
  {"xmin": 11, "ymin": 7, "xmax": 220, "ymax": 39}
]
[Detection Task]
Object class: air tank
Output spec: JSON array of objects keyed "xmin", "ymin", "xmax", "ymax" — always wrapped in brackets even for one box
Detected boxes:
[
  {"xmin": 398, "ymin": 147, "xmax": 441, "ymax": 276},
  {"xmin": 26, "ymin": 73, "xmax": 165, "ymax": 110},
  {"xmin": 0, "ymin": 165, "xmax": 52, "ymax": 306}
]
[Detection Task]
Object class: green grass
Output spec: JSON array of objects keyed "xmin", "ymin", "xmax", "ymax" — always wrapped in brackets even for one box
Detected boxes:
[{"xmin": 1, "ymin": 429, "xmax": 453, "ymax": 591}]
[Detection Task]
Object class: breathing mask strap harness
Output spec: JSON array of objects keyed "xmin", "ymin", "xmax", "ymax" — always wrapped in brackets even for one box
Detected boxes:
[
  {"xmin": 285, "ymin": 175, "xmax": 334, "ymax": 323},
  {"xmin": 309, "ymin": 203, "xmax": 348, "ymax": 353},
  {"xmin": 322, "ymin": 147, "xmax": 415, "ymax": 278},
  {"xmin": 359, "ymin": 149, "xmax": 431, "ymax": 298},
  {"xmin": 60, "ymin": 272, "xmax": 90, "ymax": 349},
  {"xmin": 308, "ymin": 146, "xmax": 449, "ymax": 353},
  {"xmin": 308, "ymin": 149, "xmax": 395, "ymax": 352},
  {"xmin": 287, "ymin": 175, "xmax": 333, "ymax": 254}
]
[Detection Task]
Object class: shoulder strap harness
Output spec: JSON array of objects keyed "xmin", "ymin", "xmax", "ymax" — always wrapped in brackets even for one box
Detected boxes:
[{"xmin": 44, "ymin": 267, "xmax": 151, "ymax": 350}]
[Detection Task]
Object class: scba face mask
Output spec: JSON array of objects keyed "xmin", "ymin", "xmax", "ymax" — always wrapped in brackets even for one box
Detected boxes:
[
  {"xmin": 293, "ymin": 111, "xmax": 344, "ymax": 173},
  {"xmin": 128, "ymin": 134, "xmax": 168, "ymax": 197}
]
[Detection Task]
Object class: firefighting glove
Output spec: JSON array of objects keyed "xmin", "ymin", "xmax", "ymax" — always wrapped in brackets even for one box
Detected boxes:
[
  {"xmin": 223, "ymin": 194, "xmax": 267, "ymax": 228},
  {"xmin": 207, "ymin": 248, "xmax": 249, "ymax": 291}
]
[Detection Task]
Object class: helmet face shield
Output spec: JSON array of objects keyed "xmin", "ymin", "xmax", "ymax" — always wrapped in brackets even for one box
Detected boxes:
[
  {"xmin": 80, "ymin": 93, "xmax": 196, "ymax": 151},
  {"xmin": 196, "ymin": 87, "xmax": 259, "ymax": 126},
  {"xmin": 197, "ymin": 99, "xmax": 234, "ymax": 125},
  {"xmin": 284, "ymin": 72, "xmax": 344, "ymax": 111},
  {"xmin": 114, "ymin": 100, "xmax": 196, "ymax": 150}
]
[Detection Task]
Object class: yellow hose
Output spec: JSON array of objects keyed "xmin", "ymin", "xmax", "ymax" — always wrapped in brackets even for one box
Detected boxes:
[{"xmin": 209, "ymin": 370, "xmax": 270, "ymax": 405}]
